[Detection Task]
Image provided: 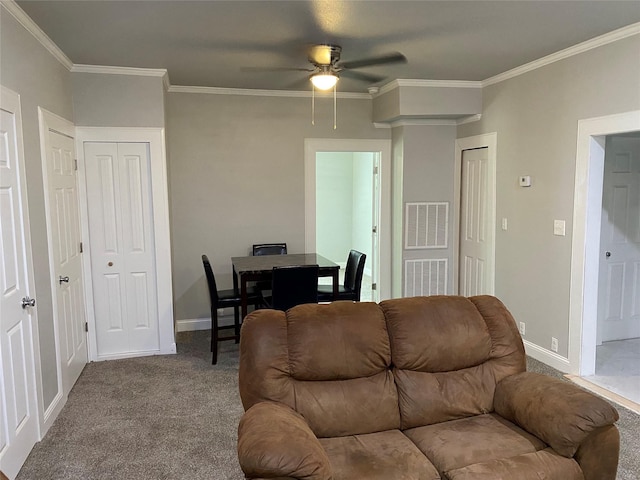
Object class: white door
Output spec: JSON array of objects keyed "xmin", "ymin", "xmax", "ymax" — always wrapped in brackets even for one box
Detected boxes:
[
  {"xmin": 597, "ymin": 135, "xmax": 640, "ymax": 342},
  {"xmin": 459, "ymin": 147, "xmax": 491, "ymax": 296},
  {"xmin": 45, "ymin": 130, "xmax": 88, "ymax": 394},
  {"xmin": 0, "ymin": 87, "xmax": 39, "ymax": 479},
  {"xmin": 84, "ymin": 142, "xmax": 159, "ymax": 357}
]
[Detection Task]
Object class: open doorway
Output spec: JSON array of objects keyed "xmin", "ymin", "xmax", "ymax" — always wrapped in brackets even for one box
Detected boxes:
[
  {"xmin": 569, "ymin": 110, "xmax": 640, "ymax": 412},
  {"xmin": 315, "ymin": 152, "xmax": 378, "ymax": 301},
  {"xmin": 304, "ymin": 138, "xmax": 392, "ymax": 301}
]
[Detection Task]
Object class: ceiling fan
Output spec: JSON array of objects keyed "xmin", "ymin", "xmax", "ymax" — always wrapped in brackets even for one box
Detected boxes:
[
  {"xmin": 245, "ymin": 43, "xmax": 407, "ymax": 91},
  {"xmin": 304, "ymin": 44, "xmax": 407, "ymax": 90}
]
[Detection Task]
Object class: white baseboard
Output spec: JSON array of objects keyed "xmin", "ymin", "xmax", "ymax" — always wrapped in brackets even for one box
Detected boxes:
[
  {"xmin": 41, "ymin": 390, "xmax": 66, "ymax": 439},
  {"xmin": 176, "ymin": 315, "xmax": 237, "ymax": 332},
  {"xmin": 523, "ymin": 339, "xmax": 571, "ymax": 373}
]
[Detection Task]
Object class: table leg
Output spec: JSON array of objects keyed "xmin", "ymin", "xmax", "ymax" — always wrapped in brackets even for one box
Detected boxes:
[
  {"xmin": 240, "ymin": 276, "xmax": 248, "ymax": 319},
  {"xmin": 332, "ymin": 268, "xmax": 339, "ymax": 300}
]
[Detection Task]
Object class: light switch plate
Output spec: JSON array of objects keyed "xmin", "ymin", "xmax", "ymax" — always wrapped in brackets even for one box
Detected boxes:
[{"xmin": 553, "ymin": 220, "xmax": 566, "ymax": 236}]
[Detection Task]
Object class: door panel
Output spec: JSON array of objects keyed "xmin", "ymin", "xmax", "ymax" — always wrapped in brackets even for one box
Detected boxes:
[
  {"xmin": 598, "ymin": 136, "xmax": 640, "ymax": 341},
  {"xmin": 459, "ymin": 147, "xmax": 490, "ymax": 297},
  {"xmin": 85, "ymin": 142, "xmax": 159, "ymax": 357},
  {"xmin": 1, "ymin": 90, "xmax": 39, "ymax": 479},
  {"xmin": 46, "ymin": 130, "xmax": 87, "ymax": 393}
]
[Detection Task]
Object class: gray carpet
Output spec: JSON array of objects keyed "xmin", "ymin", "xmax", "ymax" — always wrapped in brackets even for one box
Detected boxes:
[{"xmin": 16, "ymin": 331, "xmax": 639, "ymax": 480}]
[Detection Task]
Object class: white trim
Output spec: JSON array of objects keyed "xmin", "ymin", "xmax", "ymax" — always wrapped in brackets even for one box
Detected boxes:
[
  {"xmin": 36, "ymin": 107, "xmax": 73, "ymax": 432},
  {"xmin": 390, "ymin": 119, "xmax": 458, "ymax": 127},
  {"xmin": 41, "ymin": 390, "xmax": 65, "ymax": 436},
  {"xmin": 304, "ymin": 139, "xmax": 393, "ymax": 301},
  {"xmin": 377, "ymin": 79, "xmax": 482, "ymax": 96},
  {"xmin": 71, "ymin": 64, "xmax": 168, "ymax": 77},
  {"xmin": 0, "ymin": 0, "xmax": 73, "ymax": 70},
  {"xmin": 569, "ymin": 110, "xmax": 640, "ymax": 376},
  {"xmin": 483, "ymin": 23, "xmax": 640, "ymax": 87},
  {"xmin": 457, "ymin": 114, "xmax": 483, "ymax": 125},
  {"xmin": 168, "ymin": 84, "xmax": 370, "ymax": 99},
  {"xmin": 523, "ymin": 339, "xmax": 571, "ymax": 373},
  {"xmin": 453, "ymin": 133, "xmax": 497, "ymax": 296},
  {"xmin": 176, "ymin": 318, "xmax": 211, "ymax": 332},
  {"xmin": 95, "ymin": 348, "xmax": 175, "ymax": 362},
  {"xmin": 75, "ymin": 127, "xmax": 176, "ymax": 360}
]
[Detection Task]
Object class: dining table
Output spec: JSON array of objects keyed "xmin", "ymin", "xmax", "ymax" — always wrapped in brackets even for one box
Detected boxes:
[{"xmin": 232, "ymin": 253, "xmax": 340, "ymax": 318}]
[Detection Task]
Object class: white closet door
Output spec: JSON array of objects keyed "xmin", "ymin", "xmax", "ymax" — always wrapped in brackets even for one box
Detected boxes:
[
  {"xmin": 0, "ymin": 88, "xmax": 39, "ymax": 479},
  {"xmin": 84, "ymin": 142, "xmax": 159, "ymax": 357},
  {"xmin": 459, "ymin": 147, "xmax": 490, "ymax": 296}
]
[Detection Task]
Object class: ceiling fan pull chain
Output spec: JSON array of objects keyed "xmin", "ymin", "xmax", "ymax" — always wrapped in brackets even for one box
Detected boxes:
[
  {"xmin": 311, "ymin": 85, "xmax": 315, "ymax": 126},
  {"xmin": 333, "ymin": 84, "xmax": 337, "ymax": 130}
]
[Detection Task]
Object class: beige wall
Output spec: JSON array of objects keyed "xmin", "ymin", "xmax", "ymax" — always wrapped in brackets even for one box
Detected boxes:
[
  {"xmin": 1, "ymin": 7, "xmax": 74, "ymax": 409},
  {"xmin": 72, "ymin": 73, "xmax": 166, "ymax": 127},
  {"xmin": 457, "ymin": 34, "xmax": 640, "ymax": 357},
  {"xmin": 165, "ymin": 92, "xmax": 389, "ymax": 322},
  {"xmin": 397, "ymin": 124, "xmax": 457, "ymax": 294}
]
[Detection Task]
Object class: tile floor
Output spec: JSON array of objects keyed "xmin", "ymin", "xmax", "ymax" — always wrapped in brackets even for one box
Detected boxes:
[{"xmin": 586, "ymin": 338, "xmax": 640, "ymax": 405}]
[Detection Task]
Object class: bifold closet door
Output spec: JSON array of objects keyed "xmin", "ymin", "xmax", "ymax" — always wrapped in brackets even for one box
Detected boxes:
[{"xmin": 84, "ymin": 142, "xmax": 159, "ymax": 357}]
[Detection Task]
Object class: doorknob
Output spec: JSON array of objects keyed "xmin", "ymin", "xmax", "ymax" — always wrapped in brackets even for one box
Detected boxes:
[
  {"xmin": 605, "ymin": 251, "xmax": 611, "ymax": 258},
  {"xmin": 21, "ymin": 297, "xmax": 36, "ymax": 308},
  {"xmin": 59, "ymin": 275, "xmax": 70, "ymax": 284}
]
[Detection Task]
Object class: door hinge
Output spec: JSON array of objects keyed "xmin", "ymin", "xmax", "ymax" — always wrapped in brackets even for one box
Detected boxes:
[
  {"xmin": 372, "ymin": 283, "xmax": 377, "ymax": 290},
  {"xmin": 373, "ymin": 165, "xmax": 379, "ymax": 175},
  {"xmin": 79, "ymin": 242, "xmax": 83, "ymax": 253},
  {"xmin": 85, "ymin": 322, "xmax": 88, "ymax": 332},
  {"xmin": 372, "ymin": 226, "xmax": 378, "ymax": 233},
  {"xmin": 74, "ymin": 159, "xmax": 78, "ymax": 171}
]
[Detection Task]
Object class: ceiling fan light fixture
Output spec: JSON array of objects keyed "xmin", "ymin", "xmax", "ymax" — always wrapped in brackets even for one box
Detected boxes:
[{"xmin": 311, "ymin": 73, "xmax": 338, "ymax": 90}]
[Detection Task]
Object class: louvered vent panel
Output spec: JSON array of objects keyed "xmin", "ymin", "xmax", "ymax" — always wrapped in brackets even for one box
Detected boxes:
[
  {"xmin": 405, "ymin": 202, "xmax": 449, "ymax": 249},
  {"xmin": 404, "ymin": 259, "xmax": 448, "ymax": 297}
]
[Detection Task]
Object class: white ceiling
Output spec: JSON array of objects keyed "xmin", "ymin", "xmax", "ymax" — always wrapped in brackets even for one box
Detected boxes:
[{"xmin": 15, "ymin": 0, "xmax": 640, "ymax": 93}]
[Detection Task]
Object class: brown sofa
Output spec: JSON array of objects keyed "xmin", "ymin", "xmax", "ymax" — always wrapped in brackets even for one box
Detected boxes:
[{"xmin": 237, "ymin": 296, "xmax": 619, "ymax": 480}]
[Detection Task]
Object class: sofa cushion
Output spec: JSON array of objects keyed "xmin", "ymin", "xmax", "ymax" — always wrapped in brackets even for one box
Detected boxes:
[
  {"xmin": 319, "ymin": 430, "xmax": 440, "ymax": 480},
  {"xmin": 294, "ymin": 370, "xmax": 401, "ymax": 437},
  {"xmin": 446, "ymin": 448, "xmax": 584, "ymax": 480},
  {"xmin": 404, "ymin": 413, "xmax": 546, "ymax": 476},
  {"xmin": 287, "ymin": 301, "xmax": 390, "ymax": 380},
  {"xmin": 381, "ymin": 296, "xmax": 492, "ymax": 372},
  {"xmin": 380, "ymin": 296, "xmax": 526, "ymax": 428}
]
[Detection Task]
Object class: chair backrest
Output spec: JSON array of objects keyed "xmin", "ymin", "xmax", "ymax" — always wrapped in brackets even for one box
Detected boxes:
[
  {"xmin": 202, "ymin": 254, "xmax": 219, "ymax": 308},
  {"xmin": 271, "ymin": 264, "xmax": 319, "ymax": 311},
  {"xmin": 344, "ymin": 250, "xmax": 367, "ymax": 300},
  {"xmin": 252, "ymin": 243, "xmax": 287, "ymax": 256}
]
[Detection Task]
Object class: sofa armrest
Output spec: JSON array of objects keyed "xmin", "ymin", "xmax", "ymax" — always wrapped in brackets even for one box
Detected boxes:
[
  {"xmin": 237, "ymin": 401, "xmax": 332, "ymax": 480},
  {"xmin": 494, "ymin": 372, "xmax": 619, "ymax": 458}
]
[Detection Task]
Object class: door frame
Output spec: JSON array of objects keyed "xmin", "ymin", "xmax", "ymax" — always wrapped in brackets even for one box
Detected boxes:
[
  {"xmin": 453, "ymin": 133, "xmax": 497, "ymax": 295},
  {"xmin": 304, "ymin": 139, "xmax": 392, "ymax": 300},
  {"xmin": 37, "ymin": 107, "xmax": 78, "ymax": 430},
  {"xmin": 569, "ymin": 110, "xmax": 640, "ymax": 376},
  {"xmin": 75, "ymin": 127, "xmax": 176, "ymax": 361}
]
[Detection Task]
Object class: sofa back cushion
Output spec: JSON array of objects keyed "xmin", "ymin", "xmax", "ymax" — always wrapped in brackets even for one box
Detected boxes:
[
  {"xmin": 239, "ymin": 301, "xmax": 400, "ymax": 438},
  {"xmin": 380, "ymin": 295, "xmax": 526, "ymax": 429}
]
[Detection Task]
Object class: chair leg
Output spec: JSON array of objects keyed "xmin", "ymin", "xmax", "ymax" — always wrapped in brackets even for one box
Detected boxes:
[
  {"xmin": 212, "ymin": 309, "xmax": 219, "ymax": 365},
  {"xmin": 234, "ymin": 306, "xmax": 240, "ymax": 343}
]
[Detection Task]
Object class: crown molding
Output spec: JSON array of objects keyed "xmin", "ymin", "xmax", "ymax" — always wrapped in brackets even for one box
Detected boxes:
[
  {"xmin": 457, "ymin": 114, "xmax": 483, "ymax": 125},
  {"xmin": 168, "ymin": 84, "xmax": 370, "ymax": 99},
  {"xmin": 483, "ymin": 22, "xmax": 640, "ymax": 86},
  {"xmin": 377, "ymin": 79, "xmax": 482, "ymax": 96},
  {"xmin": 1, "ymin": 0, "xmax": 73, "ymax": 70},
  {"xmin": 71, "ymin": 64, "xmax": 170, "ymax": 89}
]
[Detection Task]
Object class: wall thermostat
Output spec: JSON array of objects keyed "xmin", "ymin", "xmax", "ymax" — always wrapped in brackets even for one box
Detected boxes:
[{"xmin": 519, "ymin": 175, "xmax": 532, "ymax": 187}]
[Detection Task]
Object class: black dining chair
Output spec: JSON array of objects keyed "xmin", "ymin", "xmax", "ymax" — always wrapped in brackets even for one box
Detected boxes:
[
  {"xmin": 261, "ymin": 264, "xmax": 319, "ymax": 311},
  {"xmin": 317, "ymin": 250, "xmax": 367, "ymax": 302},
  {"xmin": 202, "ymin": 254, "xmax": 260, "ymax": 365},
  {"xmin": 252, "ymin": 243, "xmax": 287, "ymax": 256}
]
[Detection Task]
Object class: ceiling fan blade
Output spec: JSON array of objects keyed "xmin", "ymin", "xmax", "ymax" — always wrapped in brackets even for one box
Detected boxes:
[
  {"xmin": 338, "ymin": 52, "xmax": 407, "ymax": 70},
  {"xmin": 241, "ymin": 66, "xmax": 314, "ymax": 73},
  {"xmin": 340, "ymin": 70, "xmax": 386, "ymax": 84}
]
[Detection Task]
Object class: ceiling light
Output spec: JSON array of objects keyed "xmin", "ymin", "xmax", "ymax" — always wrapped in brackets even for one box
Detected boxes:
[{"xmin": 311, "ymin": 73, "xmax": 338, "ymax": 90}]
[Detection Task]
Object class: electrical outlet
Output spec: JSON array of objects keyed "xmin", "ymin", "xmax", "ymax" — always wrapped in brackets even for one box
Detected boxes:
[
  {"xmin": 551, "ymin": 337, "xmax": 558, "ymax": 352},
  {"xmin": 519, "ymin": 322, "xmax": 525, "ymax": 336}
]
